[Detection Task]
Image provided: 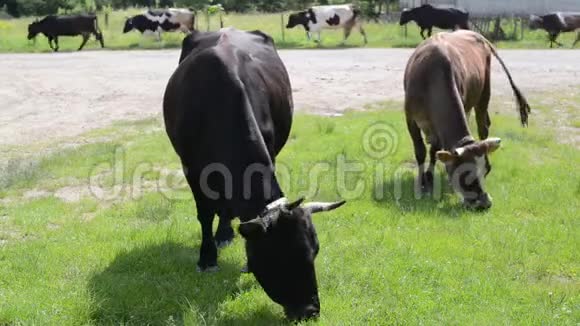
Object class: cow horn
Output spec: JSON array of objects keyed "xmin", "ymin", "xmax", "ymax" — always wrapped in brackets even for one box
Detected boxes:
[
  {"xmin": 481, "ymin": 137, "xmax": 502, "ymax": 154},
  {"xmin": 453, "ymin": 147, "xmax": 467, "ymax": 157},
  {"xmin": 303, "ymin": 200, "xmax": 346, "ymax": 214},
  {"xmin": 265, "ymin": 197, "xmax": 288, "ymax": 210},
  {"xmin": 285, "ymin": 197, "xmax": 305, "ymax": 211}
]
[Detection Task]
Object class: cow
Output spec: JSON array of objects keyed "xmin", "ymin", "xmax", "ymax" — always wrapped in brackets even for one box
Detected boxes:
[
  {"xmin": 27, "ymin": 15, "xmax": 104, "ymax": 52},
  {"xmin": 163, "ymin": 28, "xmax": 345, "ymax": 320},
  {"xmin": 400, "ymin": 4, "xmax": 469, "ymax": 39},
  {"xmin": 286, "ymin": 4, "xmax": 367, "ymax": 44},
  {"xmin": 529, "ymin": 12, "xmax": 580, "ymax": 48},
  {"xmin": 403, "ymin": 30, "xmax": 531, "ymax": 210},
  {"xmin": 123, "ymin": 8, "xmax": 194, "ymax": 41}
]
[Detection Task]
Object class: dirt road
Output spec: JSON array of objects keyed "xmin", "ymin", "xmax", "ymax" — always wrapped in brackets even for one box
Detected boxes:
[{"xmin": 1, "ymin": 48, "xmax": 579, "ymax": 146}]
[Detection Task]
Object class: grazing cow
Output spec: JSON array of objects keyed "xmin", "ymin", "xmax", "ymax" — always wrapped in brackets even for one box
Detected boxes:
[
  {"xmin": 27, "ymin": 15, "xmax": 104, "ymax": 52},
  {"xmin": 123, "ymin": 8, "xmax": 194, "ymax": 40},
  {"xmin": 403, "ymin": 30, "xmax": 531, "ymax": 209},
  {"xmin": 529, "ymin": 12, "xmax": 580, "ymax": 48},
  {"xmin": 400, "ymin": 4, "xmax": 469, "ymax": 39},
  {"xmin": 286, "ymin": 4, "xmax": 367, "ymax": 44},
  {"xmin": 164, "ymin": 28, "xmax": 345, "ymax": 320}
]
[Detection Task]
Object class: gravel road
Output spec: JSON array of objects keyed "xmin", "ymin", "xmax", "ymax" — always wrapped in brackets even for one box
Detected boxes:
[{"xmin": 1, "ymin": 48, "xmax": 579, "ymax": 146}]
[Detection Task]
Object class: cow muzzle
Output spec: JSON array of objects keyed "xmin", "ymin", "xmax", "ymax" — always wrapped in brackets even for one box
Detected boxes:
[
  {"xmin": 284, "ymin": 302, "xmax": 320, "ymax": 321},
  {"xmin": 464, "ymin": 193, "xmax": 492, "ymax": 210}
]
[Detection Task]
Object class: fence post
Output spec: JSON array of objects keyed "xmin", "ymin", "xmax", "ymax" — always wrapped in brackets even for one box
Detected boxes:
[
  {"xmin": 281, "ymin": 13, "xmax": 285, "ymax": 43},
  {"xmin": 206, "ymin": 12, "xmax": 210, "ymax": 32}
]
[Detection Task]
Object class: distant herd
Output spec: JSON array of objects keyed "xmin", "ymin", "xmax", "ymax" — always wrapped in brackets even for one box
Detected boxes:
[
  {"xmin": 22, "ymin": 2, "xmax": 575, "ymax": 322},
  {"xmin": 26, "ymin": 4, "xmax": 580, "ymax": 52}
]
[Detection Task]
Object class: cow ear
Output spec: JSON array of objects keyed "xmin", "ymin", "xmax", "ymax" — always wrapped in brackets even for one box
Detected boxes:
[
  {"xmin": 436, "ymin": 150, "xmax": 456, "ymax": 163},
  {"xmin": 482, "ymin": 137, "xmax": 501, "ymax": 154},
  {"xmin": 239, "ymin": 219, "xmax": 267, "ymax": 239}
]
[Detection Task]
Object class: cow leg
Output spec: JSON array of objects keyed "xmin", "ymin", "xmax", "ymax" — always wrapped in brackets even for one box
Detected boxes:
[
  {"xmin": 196, "ymin": 205, "xmax": 218, "ymax": 271},
  {"xmin": 95, "ymin": 31, "xmax": 105, "ymax": 48},
  {"xmin": 342, "ymin": 26, "xmax": 353, "ymax": 44},
  {"xmin": 317, "ymin": 31, "xmax": 321, "ymax": 44},
  {"xmin": 359, "ymin": 24, "xmax": 368, "ymax": 44},
  {"xmin": 420, "ymin": 28, "xmax": 426, "ymax": 40},
  {"xmin": 475, "ymin": 74, "xmax": 491, "ymax": 140},
  {"xmin": 78, "ymin": 33, "xmax": 90, "ymax": 51},
  {"xmin": 427, "ymin": 27, "xmax": 433, "ymax": 37},
  {"xmin": 53, "ymin": 36, "xmax": 59, "ymax": 52},
  {"xmin": 47, "ymin": 36, "xmax": 55, "ymax": 51},
  {"xmin": 426, "ymin": 142, "xmax": 440, "ymax": 192},
  {"xmin": 549, "ymin": 32, "xmax": 562, "ymax": 48},
  {"xmin": 406, "ymin": 116, "xmax": 428, "ymax": 192},
  {"xmin": 215, "ymin": 213, "xmax": 234, "ymax": 248}
]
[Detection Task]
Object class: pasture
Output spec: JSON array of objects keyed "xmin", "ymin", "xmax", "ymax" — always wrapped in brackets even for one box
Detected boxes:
[
  {"xmin": 0, "ymin": 107, "xmax": 579, "ymax": 324},
  {"xmin": 1, "ymin": 10, "xmax": 579, "ymax": 52}
]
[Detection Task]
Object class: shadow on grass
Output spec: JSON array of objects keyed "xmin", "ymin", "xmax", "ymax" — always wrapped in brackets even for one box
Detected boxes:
[
  {"xmin": 89, "ymin": 242, "xmax": 280, "ymax": 325},
  {"xmin": 373, "ymin": 172, "xmax": 480, "ymax": 217}
]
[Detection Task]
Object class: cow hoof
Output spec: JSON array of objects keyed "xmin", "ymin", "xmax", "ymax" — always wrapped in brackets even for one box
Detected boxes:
[
  {"xmin": 216, "ymin": 239, "xmax": 233, "ymax": 248},
  {"xmin": 197, "ymin": 265, "xmax": 219, "ymax": 273},
  {"xmin": 241, "ymin": 264, "xmax": 250, "ymax": 273}
]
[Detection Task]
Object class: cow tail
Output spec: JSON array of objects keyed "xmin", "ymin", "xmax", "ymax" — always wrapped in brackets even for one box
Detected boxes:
[{"xmin": 482, "ymin": 35, "xmax": 531, "ymax": 126}]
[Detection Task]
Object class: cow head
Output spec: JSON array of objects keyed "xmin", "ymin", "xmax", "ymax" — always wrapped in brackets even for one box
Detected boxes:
[
  {"xmin": 399, "ymin": 8, "xmax": 414, "ymax": 25},
  {"xmin": 286, "ymin": 11, "xmax": 310, "ymax": 29},
  {"xmin": 436, "ymin": 138, "xmax": 501, "ymax": 210},
  {"xmin": 27, "ymin": 19, "xmax": 41, "ymax": 40},
  {"xmin": 529, "ymin": 15, "xmax": 544, "ymax": 30},
  {"xmin": 239, "ymin": 197, "xmax": 345, "ymax": 320},
  {"xmin": 123, "ymin": 17, "xmax": 134, "ymax": 33}
]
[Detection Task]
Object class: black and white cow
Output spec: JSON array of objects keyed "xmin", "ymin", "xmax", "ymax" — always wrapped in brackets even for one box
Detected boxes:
[
  {"xmin": 27, "ymin": 15, "xmax": 104, "ymax": 52},
  {"xmin": 529, "ymin": 12, "xmax": 580, "ymax": 48},
  {"xmin": 286, "ymin": 4, "xmax": 367, "ymax": 44},
  {"xmin": 164, "ymin": 28, "xmax": 345, "ymax": 320},
  {"xmin": 123, "ymin": 8, "xmax": 194, "ymax": 41}
]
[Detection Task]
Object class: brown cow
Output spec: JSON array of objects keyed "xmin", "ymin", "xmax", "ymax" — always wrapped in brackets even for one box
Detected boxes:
[{"xmin": 403, "ymin": 30, "xmax": 531, "ymax": 210}]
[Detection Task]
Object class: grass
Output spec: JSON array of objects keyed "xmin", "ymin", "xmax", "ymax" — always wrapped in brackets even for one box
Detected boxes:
[
  {"xmin": 0, "ymin": 103, "xmax": 578, "ymax": 325},
  {"xmin": 1, "ymin": 10, "xmax": 579, "ymax": 52}
]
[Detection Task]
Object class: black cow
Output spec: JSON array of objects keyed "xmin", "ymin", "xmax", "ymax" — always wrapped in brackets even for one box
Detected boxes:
[
  {"xmin": 529, "ymin": 12, "xmax": 580, "ymax": 48},
  {"xmin": 164, "ymin": 28, "xmax": 345, "ymax": 320},
  {"xmin": 27, "ymin": 15, "xmax": 104, "ymax": 52},
  {"xmin": 400, "ymin": 4, "xmax": 469, "ymax": 39}
]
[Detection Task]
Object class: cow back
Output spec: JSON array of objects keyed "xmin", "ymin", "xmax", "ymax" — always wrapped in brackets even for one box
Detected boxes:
[
  {"xmin": 164, "ymin": 28, "xmax": 292, "ymax": 215},
  {"xmin": 39, "ymin": 15, "xmax": 97, "ymax": 36}
]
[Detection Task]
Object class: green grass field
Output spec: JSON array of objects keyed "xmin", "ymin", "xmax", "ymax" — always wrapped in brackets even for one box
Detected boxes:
[
  {"xmin": 0, "ymin": 10, "xmax": 579, "ymax": 52},
  {"xmin": 0, "ymin": 103, "xmax": 578, "ymax": 325}
]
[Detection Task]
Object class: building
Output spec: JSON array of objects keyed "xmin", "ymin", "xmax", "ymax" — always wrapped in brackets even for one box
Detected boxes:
[{"xmin": 400, "ymin": 0, "xmax": 580, "ymax": 16}]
